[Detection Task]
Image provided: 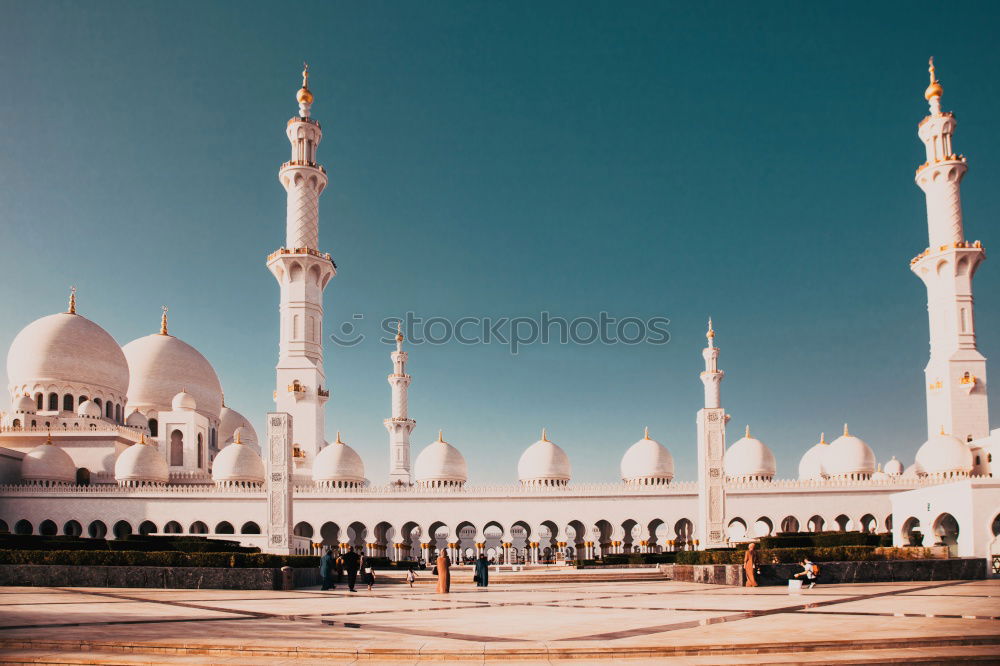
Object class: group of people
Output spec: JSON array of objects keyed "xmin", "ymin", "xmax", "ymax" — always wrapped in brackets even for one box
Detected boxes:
[
  {"xmin": 743, "ymin": 543, "xmax": 820, "ymax": 588},
  {"xmin": 319, "ymin": 548, "xmax": 492, "ymax": 594},
  {"xmin": 319, "ymin": 548, "xmax": 377, "ymax": 592}
]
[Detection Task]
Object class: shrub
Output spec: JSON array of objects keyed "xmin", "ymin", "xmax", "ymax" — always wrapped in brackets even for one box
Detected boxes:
[
  {"xmin": 0, "ymin": 535, "xmax": 258, "ymax": 554},
  {"xmin": 673, "ymin": 545, "xmax": 931, "ymax": 565},
  {"xmin": 757, "ymin": 531, "xmax": 881, "ymax": 550}
]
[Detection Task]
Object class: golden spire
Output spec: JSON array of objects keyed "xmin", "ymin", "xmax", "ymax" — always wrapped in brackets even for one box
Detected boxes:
[
  {"xmin": 297, "ymin": 62, "xmax": 314, "ymax": 106},
  {"xmin": 939, "ymin": 424, "xmax": 946, "ymax": 435},
  {"xmin": 46, "ymin": 429, "xmax": 53, "ymax": 444},
  {"xmin": 925, "ymin": 57, "xmax": 943, "ymax": 101},
  {"xmin": 843, "ymin": 423, "xmax": 850, "ymax": 436},
  {"xmin": 819, "ymin": 432, "xmax": 827, "ymax": 445},
  {"xmin": 396, "ymin": 321, "xmax": 404, "ymax": 343},
  {"xmin": 335, "ymin": 431, "xmax": 344, "ymax": 444},
  {"xmin": 139, "ymin": 432, "xmax": 147, "ymax": 445},
  {"xmin": 745, "ymin": 424, "xmax": 750, "ymax": 438},
  {"xmin": 541, "ymin": 428, "xmax": 549, "ymax": 442},
  {"xmin": 235, "ymin": 429, "xmax": 243, "ymax": 445},
  {"xmin": 706, "ymin": 317, "xmax": 715, "ymax": 341},
  {"xmin": 644, "ymin": 426, "xmax": 650, "ymax": 439},
  {"xmin": 67, "ymin": 286, "xmax": 77, "ymax": 314},
  {"xmin": 438, "ymin": 429, "xmax": 444, "ymax": 442},
  {"xmin": 160, "ymin": 306, "xmax": 169, "ymax": 335}
]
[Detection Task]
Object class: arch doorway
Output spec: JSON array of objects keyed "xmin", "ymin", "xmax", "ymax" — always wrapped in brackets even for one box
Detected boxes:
[{"xmin": 932, "ymin": 513, "xmax": 960, "ymax": 556}]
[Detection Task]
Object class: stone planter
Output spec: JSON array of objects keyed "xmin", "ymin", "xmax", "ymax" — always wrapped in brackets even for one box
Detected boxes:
[{"xmin": 0, "ymin": 564, "xmax": 321, "ymax": 590}]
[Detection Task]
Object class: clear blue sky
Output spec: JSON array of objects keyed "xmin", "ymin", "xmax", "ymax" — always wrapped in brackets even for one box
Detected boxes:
[{"xmin": 1, "ymin": 1, "xmax": 998, "ymax": 482}]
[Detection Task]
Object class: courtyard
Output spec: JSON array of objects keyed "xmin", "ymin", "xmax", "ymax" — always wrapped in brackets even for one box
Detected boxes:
[{"xmin": 0, "ymin": 578, "xmax": 998, "ymax": 663}]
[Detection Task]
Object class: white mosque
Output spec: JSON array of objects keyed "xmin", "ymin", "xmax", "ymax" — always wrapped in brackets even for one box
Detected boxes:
[{"xmin": 1, "ymin": 61, "xmax": 997, "ymax": 567}]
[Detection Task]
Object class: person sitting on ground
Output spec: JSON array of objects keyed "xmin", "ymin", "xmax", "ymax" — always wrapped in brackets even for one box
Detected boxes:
[{"xmin": 792, "ymin": 558, "xmax": 819, "ymax": 588}]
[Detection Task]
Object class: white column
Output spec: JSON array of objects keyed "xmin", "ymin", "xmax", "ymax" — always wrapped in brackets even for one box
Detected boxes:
[
  {"xmin": 385, "ymin": 327, "xmax": 415, "ymax": 484},
  {"xmin": 265, "ymin": 413, "xmax": 294, "ymax": 554}
]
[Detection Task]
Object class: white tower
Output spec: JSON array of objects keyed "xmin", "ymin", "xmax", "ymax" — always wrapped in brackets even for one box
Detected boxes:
[
  {"xmin": 266, "ymin": 65, "xmax": 336, "ymax": 468},
  {"xmin": 696, "ymin": 319, "xmax": 728, "ymax": 550},
  {"xmin": 910, "ymin": 59, "xmax": 989, "ymax": 444},
  {"xmin": 384, "ymin": 324, "xmax": 416, "ymax": 484}
]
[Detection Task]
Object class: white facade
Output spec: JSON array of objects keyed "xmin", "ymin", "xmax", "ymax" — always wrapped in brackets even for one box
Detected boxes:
[{"xmin": 0, "ymin": 62, "xmax": 997, "ymax": 565}]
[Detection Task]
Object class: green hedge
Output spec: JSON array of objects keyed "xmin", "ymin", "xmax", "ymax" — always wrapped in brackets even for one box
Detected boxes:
[
  {"xmin": 675, "ymin": 545, "xmax": 933, "ymax": 565},
  {"xmin": 0, "ymin": 550, "xmax": 318, "ymax": 568},
  {"xmin": 757, "ymin": 531, "xmax": 884, "ymax": 549},
  {"xmin": 600, "ymin": 553, "xmax": 677, "ymax": 565},
  {"xmin": 0, "ymin": 535, "xmax": 257, "ymax": 553}
]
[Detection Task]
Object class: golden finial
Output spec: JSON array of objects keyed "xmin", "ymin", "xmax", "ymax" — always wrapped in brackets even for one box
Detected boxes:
[
  {"xmin": 644, "ymin": 426, "xmax": 649, "ymax": 439},
  {"xmin": 235, "ymin": 429, "xmax": 243, "ymax": 445},
  {"xmin": 706, "ymin": 317, "xmax": 715, "ymax": 340},
  {"xmin": 744, "ymin": 425, "xmax": 750, "ymax": 438},
  {"xmin": 396, "ymin": 321, "xmax": 404, "ymax": 343},
  {"xmin": 67, "ymin": 286, "xmax": 77, "ymax": 314},
  {"xmin": 541, "ymin": 428, "xmax": 549, "ymax": 442},
  {"xmin": 335, "ymin": 431, "xmax": 344, "ymax": 444},
  {"xmin": 939, "ymin": 424, "xmax": 946, "ymax": 435},
  {"xmin": 46, "ymin": 429, "xmax": 53, "ymax": 444},
  {"xmin": 159, "ymin": 306, "xmax": 169, "ymax": 335},
  {"xmin": 297, "ymin": 62, "xmax": 314, "ymax": 106},
  {"xmin": 843, "ymin": 423, "xmax": 850, "ymax": 436},
  {"xmin": 139, "ymin": 432, "xmax": 147, "ymax": 445},
  {"xmin": 877, "ymin": 462, "xmax": 883, "ymax": 472},
  {"xmin": 438, "ymin": 429, "xmax": 444, "ymax": 442},
  {"xmin": 819, "ymin": 432, "xmax": 827, "ymax": 445},
  {"xmin": 925, "ymin": 57, "xmax": 943, "ymax": 101}
]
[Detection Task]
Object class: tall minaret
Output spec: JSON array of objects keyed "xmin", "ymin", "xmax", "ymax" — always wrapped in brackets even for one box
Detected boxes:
[
  {"xmin": 910, "ymin": 58, "xmax": 989, "ymax": 444},
  {"xmin": 384, "ymin": 323, "xmax": 416, "ymax": 484},
  {"xmin": 696, "ymin": 319, "xmax": 728, "ymax": 550},
  {"xmin": 267, "ymin": 64, "xmax": 336, "ymax": 468}
]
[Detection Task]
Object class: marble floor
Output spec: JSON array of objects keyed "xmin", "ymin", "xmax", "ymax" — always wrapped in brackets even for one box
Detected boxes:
[{"xmin": 0, "ymin": 578, "xmax": 998, "ymax": 663}]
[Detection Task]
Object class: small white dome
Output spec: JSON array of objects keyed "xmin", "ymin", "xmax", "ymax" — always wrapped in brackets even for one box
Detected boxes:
[
  {"xmin": 212, "ymin": 433, "xmax": 265, "ymax": 484},
  {"xmin": 21, "ymin": 438, "xmax": 76, "ymax": 484},
  {"xmin": 915, "ymin": 430, "xmax": 973, "ymax": 476},
  {"xmin": 312, "ymin": 433, "xmax": 366, "ymax": 486},
  {"xmin": 414, "ymin": 432, "xmax": 468, "ymax": 486},
  {"xmin": 798, "ymin": 434, "xmax": 828, "ymax": 480},
  {"xmin": 114, "ymin": 436, "xmax": 168, "ymax": 485},
  {"xmin": 620, "ymin": 428, "xmax": 673, "ymax": 484},
  {"xmin": 902, "ymin": 462, "xmax": 924, "ymax": 478},
  {"xmin": 76, "ymin": 399, "xmax": 102, "ymax": 419},
  {"xmin": 13, "ymin": 395, "xmax": 36, "ymax": 413},
  {"xmin": 724, "ymin": 426, "xmax": 776, "ymax": 480},
  {"xmin": 171, "ymin": 391, "xmax": 197, "ymax": 411},
  {"xmin": 518, "ymin": 430, "xmax": 571, "ymax": 485},
  {"xmin": 871, "ymin": 467, "xmax": 889, "ymax": 481},
  {"xmin": 7, "ymin": 311, "xmax": 129, "ymax": 399},
  {"xmin": 125, "ymin": 409, "xmax": 149, "ymax": 429},
  {"xmin": 219, "ymin": 406, "xmax": 258, "ymax": 444},
  {"xmin": 122, "ymin": 331, "xmax": 223, "ymax": 419},
  {"xmin": 884, "ymin": 456, "xmax": 904, "ymax": 475},
  {"xmin": 823, "ymin": 425, "xmax": 876, "ymax": 477}
]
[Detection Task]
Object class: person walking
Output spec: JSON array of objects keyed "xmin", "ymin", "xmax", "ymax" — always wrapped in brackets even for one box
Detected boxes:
[
  {"xmin": 341, "ymin": 548, "xmax": 361, "ymax": 592},
  {"xmin": 406, "ymin": 567, "xmax": 418, "ymax": 588},
  {"xmin": 336, "ymin": 552, "xmax": 344, "ymax": 585},
  {"xmin": 474, "ymin": 553, "xmax": 490, "ymax": 588},
  {"xmin": 361, "ymin": 555, "xmax": 375, "ymax": 591},
  {"xmin": 435, "ymin": 551, "xmax": 451, "ymax": 593},
  {"xmin": 743, "ymin": 543, "xmax": 760, "ymax": 587},
  {"xmin": 320, "ymin": 547, "xmax": 336, "ymax": 591}
]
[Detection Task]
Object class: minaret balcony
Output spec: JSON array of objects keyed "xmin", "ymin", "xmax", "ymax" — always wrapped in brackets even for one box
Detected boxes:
[
  {"xmin": 910, "ymin": 240, "xmax": 985, "ymax": 266},
  {"xmin": 280, "ymin": 159, "xmax": 326, "ymax": 174},
  {"xmin": 287, "ymin": 116, "xmax": 321, "ymax": 128},
  {"xmin": 266, "ymin": 247, "xmax": 337, "ymax": 269},
  {"xmin": 915, "ymin": 154, "xmax": 966, "ymax": 176}
]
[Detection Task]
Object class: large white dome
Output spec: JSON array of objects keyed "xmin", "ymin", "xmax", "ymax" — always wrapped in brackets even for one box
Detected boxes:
[
  {"xmin": 915, "ymin": 430, "xmax": 973, "ymax": 477},
  {"xmin": 122, "ymin": 332, "xmax": 223, "ymax": 420},
  {"xmin": 518, "ymin": 430, "xmax": 571, "ymax": 486},
  {"xmin": 114, "ymin": 436, "xmax": 169, "ymax": 485},
  {"xmin": 7, "ymin": 312, "xmax": 129, "ymax": 399},
  {"xmin": 823, "ymin": 425, "xmax": 876, "ymax": 478},
  {"xmin": 797, "ymin": 434, "xmax": 828, "ymax": 480},
  {"xmin": 414, "ymin": 432, "xmax": 468, "ymax": 487},
  {"xmin": 313, "ymin": 433, "xmax": 366, "ymax": 486},
  {"xmin": 212, "ymin": 434, "xmax": 265, "ymax": 485},
  {"xmin": 21, "ymin": 439, "xmax": 77, "ymax": 484},
  {"xmin": 884, "ymin": 456, "xmax": 904, "ymax": 476},
  {"xmin": 724, "ymin": 426, "xmax": 776, "ymax": 480},
  {"xmin": 620, "ymin": 428, "xmax": 673, "ymax": 484}
]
